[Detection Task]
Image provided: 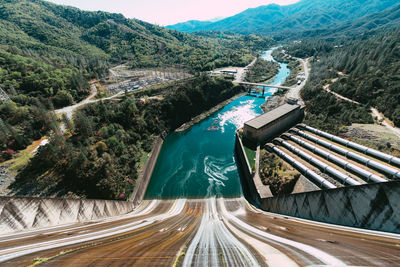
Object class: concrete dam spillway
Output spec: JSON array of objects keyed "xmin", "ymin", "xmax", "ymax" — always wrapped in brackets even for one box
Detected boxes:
[{"xmin": 145, "ymin": 50, "xmax": 290, "ymax": 199}]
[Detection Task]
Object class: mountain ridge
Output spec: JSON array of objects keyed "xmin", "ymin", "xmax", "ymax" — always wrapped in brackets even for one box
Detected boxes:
[{"xmin": 167, "ymin": 0, "xmax": 400, "ymax": 36}]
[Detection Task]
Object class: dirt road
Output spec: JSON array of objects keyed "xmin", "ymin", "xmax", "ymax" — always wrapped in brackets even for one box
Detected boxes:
[
  {"xmin": 322, "ymin": 78, "xmax": 400, "ymax": 139},
  {"xmin": 286, "ymin": 57, "xmax": 311, "ymax": 100}
]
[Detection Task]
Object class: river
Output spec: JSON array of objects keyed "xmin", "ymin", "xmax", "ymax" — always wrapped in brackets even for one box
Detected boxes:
[{"xmin": 144, "ymin": 49, "xmax": 290, "ymax": 199}]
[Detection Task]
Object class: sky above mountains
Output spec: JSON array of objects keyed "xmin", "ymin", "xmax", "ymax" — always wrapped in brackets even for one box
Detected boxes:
[{"xmin": 47, "ymin": 0, "xmax": 300, "ymax": 25}]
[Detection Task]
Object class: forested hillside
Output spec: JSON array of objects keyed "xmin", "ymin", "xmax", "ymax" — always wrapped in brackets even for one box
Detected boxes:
[
  {"xmin": 168, "ymin": 0, "xmax": 400, "ymax": 37},
  {"xmin": 299, "ymin": 3, "xmax": 400, "ymax": 38},
  {"xmin": 10, "ymin": 76, "xmax": 244, "ymax": 199},
  {"xmin": 292, "ymin": 29, "xmax": 400, "ymax": 127},
  {"xmin": 0, "ymin": 0, "xmax": 273, "ymax": 103},
  {"xmin": 285, "ymin": 28, "xmax": 400, "ymax": 133},
  {"xmin": 245, "ymin": 58, "xmax": 279, "ymax": 83},
  {"xmin": 0, "ymin": 0, "xmax": 272, "ymax": 99},
  {"xmin": 0, "ymin": 0, "xmax": 273, "ymax": 160},
  {"xmin": 328, "ymin": 30, "xmax": 400, "ymax": 126}
]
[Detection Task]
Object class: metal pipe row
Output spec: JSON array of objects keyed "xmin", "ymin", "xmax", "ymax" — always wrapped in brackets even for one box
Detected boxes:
[
  {"xmin": 274, "ymin": 138, "xmax": 361, "ymax": 186},
  {"xmin": 266, "ymin": 143, "xmax": 337, "ymax": 189},
  {"xmin": 297, "ymin": 124, "xmax": 400, "ymax": 167},
  {"xmin": 282, "ymin": 133, "xmax": 387, "ymax": 183},
  {"xmin": 291, "ymin": 128, "xmax": 400, "ymax": 179}
]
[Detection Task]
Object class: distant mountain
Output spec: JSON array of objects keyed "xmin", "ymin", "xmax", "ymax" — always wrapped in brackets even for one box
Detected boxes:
[
  {"xmin": 298, "ymin": 3, "xmax": 400, "ymax": 38},
  {"xmin": 168, "ymin": 20, "xmax": 214, "ymax": 33},
  {"xmin": 167, "ymin": 0, "xmax": 400, "ymax": 36},
  {"xmin": 166, "ymin": 17, "xmax": 225, "ymax": 33},
  {"xmin": 208, "ymin": 17, "xmax": 226, "ymax": 23}
]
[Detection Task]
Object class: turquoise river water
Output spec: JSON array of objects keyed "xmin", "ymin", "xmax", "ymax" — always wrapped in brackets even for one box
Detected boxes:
[{"xmin": 144, "ymin": 49, "xmax": 290, "ymax": 199}]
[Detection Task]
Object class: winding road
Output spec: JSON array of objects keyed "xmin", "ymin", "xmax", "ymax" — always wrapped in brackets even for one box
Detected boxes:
[
  {"xmin": 0, "ymin": 198, "xmax": 399, "ymax": 266},
  {"xmin": 322, "ymin": 78, "xmax": 400, "ymax": 139},
  {"xmin": 284, "ymin": 57, "xmax": 311, "ymax": 101},
  {"xmin": 55, "ymin": 83, "xmax": 124, "ymax": 120}
]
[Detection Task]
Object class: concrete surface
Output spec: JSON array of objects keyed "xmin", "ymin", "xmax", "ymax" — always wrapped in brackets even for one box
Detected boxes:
[
  {"xmin": 0, "ymin": 197, "xmax": 134, "ymax": 234},
  {"xmin": 286, "ymin": 57, "xmax": 310, "ymax": 100},
  {"xmin": 131, "ymin": 137, "xmax": 164, "ymax": 205},
  {"xmin": 260, "ymin": 181, "xmax": 400, "ymax": 233},
  {"xmin": 292, "ymin": 175, "xmax": 321, "ymax": 194},
  {"xmin": 1, "ymin": 198, "xmax": 400, "ymax": 266},
  {"xmin": 235, "ymin": 132, "xmax": 273, "ymax": 205}
]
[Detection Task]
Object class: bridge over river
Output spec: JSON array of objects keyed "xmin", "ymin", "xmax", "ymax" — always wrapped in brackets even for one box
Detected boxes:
[{"xmin": 238, "ymin": 81, "xmax": 292, "ymax": 90}]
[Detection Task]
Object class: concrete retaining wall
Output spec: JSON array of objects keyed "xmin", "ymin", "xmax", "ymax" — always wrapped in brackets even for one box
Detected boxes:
[
  {"xmin": 0, "ymin": 197, "xmax": 135, "ymax": 233},
  {"xmin": 131, "ymin": 137, "xmax": 164, "ymax": 205},
  {"xmin": 260, "ymin": 181, "xmax": 400, "ymax": 233},
  {"xmin": 235, "ymin": 132, "xmax": 272, "ymax": 205}
]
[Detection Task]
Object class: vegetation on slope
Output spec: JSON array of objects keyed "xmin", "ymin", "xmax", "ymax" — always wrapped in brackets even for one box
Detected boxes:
[
  {"xmin": 0, "ymin": 49, "xmax": 90, "ymax": 107},
  {"xmin": 301, "ymin": 82, "xmax": 373, "ymax": 135},
  {"xmin": 259, "ymin": 149, "xmax": 299, "ymax": 196},
  {"xmin": 0, "ymin": 101, "xmax": 57, "ymax": 161},
  {"xmin": 245, "ymin": 58, "xmax": 279, "ymax": 83},
  {"xmin": 167, "ymin": 0, "xmax": 400, "ymax": 37},
  {"xmin": 10, "ymin": 76, "xmax": 244, "ymax": 199},
  {"xmin": 286, "ymin": 28, "xmax": 400, "ymax": 130},
  {"xmin": 0, "ymin": 0, "xmax": 274, "ymax": 158},
  {"xmin": 281, "ymin": 41, "xmax": 373, "ymax": 134},
  {"xmin": 326, "ymin": 30, "xmax": 400, "ymax": 127},
  {"xmin": 297, "ymin": 50, "xmax": 373, "ymax": 134}
]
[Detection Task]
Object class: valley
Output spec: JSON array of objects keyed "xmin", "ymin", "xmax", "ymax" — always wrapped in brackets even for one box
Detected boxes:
[{"xmin": 0, "ymin": 0, "xmax": 400, "ymax": 265}]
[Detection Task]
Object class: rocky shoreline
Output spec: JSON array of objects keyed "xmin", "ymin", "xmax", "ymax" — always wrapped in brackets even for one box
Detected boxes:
[{"xmin": 261, "ymin": 95, "xmax": 286, "ymax": 113}]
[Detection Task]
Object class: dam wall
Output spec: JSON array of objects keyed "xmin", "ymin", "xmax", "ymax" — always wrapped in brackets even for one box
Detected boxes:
[
  {"xmin": 131, "ymin": 136, "xmax": 164, "ymax": 205},
  {"xmin": 237, "ymin": 137, "xmax": 400, "ymax": 234},
  {"xmin": 235, "ymin": 132, "xmax": 259, "ymax": 205},
  {"xmin": 0, "ymin": 197, "xmax": 135, "ymax": 234},
  {"xmin": 259, "ymin": 181, "xmax": 400, "ymax": 234},
  {"xmin": 235, "ymin": 132, "xmax": 273, "ymax": 205},
  {"xmin": 237, "ymin": 135, "xmax": 400, "ymax": 233}
]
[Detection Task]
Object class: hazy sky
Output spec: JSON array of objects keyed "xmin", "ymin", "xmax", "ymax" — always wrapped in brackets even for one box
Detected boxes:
[{"xmin": 47, "ymin": 0, "xmax": 300, "ymax": 26}]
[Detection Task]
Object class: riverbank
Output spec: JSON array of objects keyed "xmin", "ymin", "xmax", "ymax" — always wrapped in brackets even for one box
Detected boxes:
[
  {"xmin": 261, "ymin": 95, "xmax": 286, "ymax": 112},
  {"xmin": 175, "ymin": 92, "xmax": 247, "ymax": 132}
]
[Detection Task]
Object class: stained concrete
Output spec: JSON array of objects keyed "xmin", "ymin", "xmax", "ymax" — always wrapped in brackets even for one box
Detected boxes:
[
  {"xmin": 260, "ymin": 181, "xmax": 400, "ymax": 234},
  {"xmin": 0, "ymin": 197, "xmax": 135, "ymax": 233},
  {"xmin": 243, "ymin": 103, "xmax": 304, "ymax": 145},
  {"xmin": 292, "ymin": 175, "xmax": 320, "ymax": 194}
]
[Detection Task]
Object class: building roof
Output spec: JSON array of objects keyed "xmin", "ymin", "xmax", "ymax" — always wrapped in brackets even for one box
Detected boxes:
[{"xmin": 244, "ymin": 104, "xmax": 300, "ymax": 130}]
